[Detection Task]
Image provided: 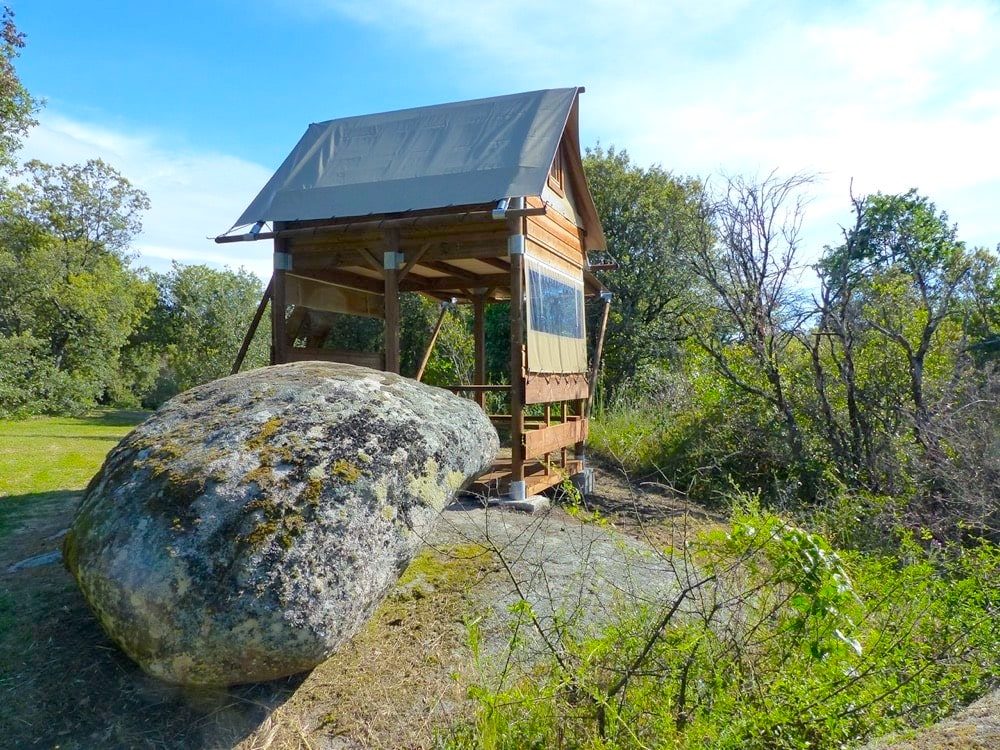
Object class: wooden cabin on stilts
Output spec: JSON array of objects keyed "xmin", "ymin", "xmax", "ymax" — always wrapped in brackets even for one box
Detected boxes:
[{"xmin": 218, "ymin": 87, "xmax": 610, "ymax": 500}]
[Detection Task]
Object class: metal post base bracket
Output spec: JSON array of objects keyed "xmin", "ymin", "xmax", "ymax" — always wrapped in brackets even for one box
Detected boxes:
[{"xmin": 508, "ymin": 479, "xmax": 526, "ymax": 502}]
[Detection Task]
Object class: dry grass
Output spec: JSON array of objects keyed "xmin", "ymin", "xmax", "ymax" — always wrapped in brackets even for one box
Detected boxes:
[
  {"xmin": 236, "ymin": 543, "xmax": 498, "ymax": 750},
  {"xmin": 862, "ymin": 690, "xmax": 1000, "ymax": 750}
]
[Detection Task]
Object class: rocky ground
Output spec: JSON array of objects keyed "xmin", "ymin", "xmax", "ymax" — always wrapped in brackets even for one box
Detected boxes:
[
  {"xmin": 2, "ymin": 461, "xmax": 995, "ymax": 749},
  {"xmin": 861, "ymin": 690, "xmax": 1000, "ymax": 750},
  {"xmin": 234, "ymin": 465, "xmax": 712, "ymax": 750}
]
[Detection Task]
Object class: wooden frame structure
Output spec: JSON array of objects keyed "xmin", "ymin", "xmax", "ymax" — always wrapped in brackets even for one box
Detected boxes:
[{"xmin": 219, "ymin": 88, "xmax": 610, "ymax": 499}]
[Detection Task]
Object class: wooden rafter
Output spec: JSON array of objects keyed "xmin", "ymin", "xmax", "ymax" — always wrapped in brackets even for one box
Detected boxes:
[
  {"xmin": 422, "ymin": 260, "xmax": 481, "ymax": 281},
  {"xmin": 478, "ymin": 257, "xmax": 511, "ymax": 272},
  {"xmin": 356, "ymin": 249, "xmax": 384, "ymax": 274},
  {"xmin": 291, "ymin": 241, "xmax": 509, "ymax": 268}
]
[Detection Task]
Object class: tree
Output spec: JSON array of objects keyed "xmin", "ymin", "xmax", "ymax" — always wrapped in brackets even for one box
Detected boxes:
[
  {"xmin": 0, "ymin": 157, "xmax": 156, "ymax": 413},
  {"xmin": 684, "ymin": 172, "xmax": 815, "ymax": 493},
  {"xmin": 584, "ymin": 146, "xmax": 707, "ymax": 399},
  {"xmin": 0, "ymin": 230, "xmax": 156, "ymax": 411},
  {"xmin": 147, "ymin": 263, "xmax": 270, "ymax": 398},
  {"xmin": 0, "ymin": 7, "xmax": 37, "ymax": 172},
  {"xmin": 14, "ymin": 159, "xmax": 151, "ymax": 258},
  {"xmin": 961, "ymin": 248, "xmax": 1000, "ymax": 360},
  {"xmin": 819, "ymin": 190, "xmax": 973, "ymax": 450}
]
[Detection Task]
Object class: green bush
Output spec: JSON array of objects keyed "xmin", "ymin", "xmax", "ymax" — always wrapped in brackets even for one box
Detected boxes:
[
  {"xmin": 444, "ymin": 503, "xmax": 999, "ymax": 750},
  {"xmin": 0, "ymin": 333, "xmax": 92, "ymax": 417}
]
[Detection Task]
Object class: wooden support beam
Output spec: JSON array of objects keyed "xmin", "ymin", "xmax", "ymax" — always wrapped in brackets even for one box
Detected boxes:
[
  {"xmin": 357, "ymin": 248, "xmax": 384, "ymax": 274},
  {"xmin": 297, "ymin": 268, "xmax": 384, "ymax": 295},
  {"xmin": 401, "ymin": 272, "xmax": 508, "ymax": 292},
  {"xmin": 415, "ymin": 303, "xmax": 449, "ymax": 382},
  {"xmin": 290, "ymin": 228, "xmax": 509, "ymax": 253},
  {"xmin": 423, "ymin": 260, "xmax": 481, "ymax": 281},
  {"xmin": 290, "ymin": 241, "xmax": 509, "ymax": 268},
  {"xmin": 232, "ymin": 277, "xmax": 272, "ymax": 374},
  {"xmin": 272, "ymin": 233, "xmax": 289, "ymax": 364},
  {"xmin": 383, "ymin": 232, "xmax": 402, "ymax": 374},
  {"xmin": 508, "ymin": 207, "xmax": 526, "ymax": 497},
  {"xmin": 478, "ymin": 257, "xmax": 511, "ymax": 272},
  {"xmin": 561, "ymin": 401, "xmax": 569, "ymax": 468},
  {"xmin": 587, "ymin": 294, "xmax": 612, "ymax": 417},
  {"xmin": 575, "ymin": 397, "xmax": 587, "ymax": 459},
  {"xmin": 473, "ymin": 293, "xmax": 486, "ymax": 408},
  {"xmin": 399, "ymin": 242, "xmax": 432, "ymax": 281}
]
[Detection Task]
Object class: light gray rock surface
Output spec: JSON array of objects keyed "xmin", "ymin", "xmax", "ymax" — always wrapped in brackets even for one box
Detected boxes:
[{"xmin": 63, "ymin": 362, "xmax": 499, "ymax": 687}]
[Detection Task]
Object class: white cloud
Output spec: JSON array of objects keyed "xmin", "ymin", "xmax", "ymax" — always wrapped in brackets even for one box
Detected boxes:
[
  {"xmin": 318, "ymin": 0, "xmax": 1000, "ymax": 255},
  {"xmin": 21, "ymin": 0, "xmax": 999, "ymax": 296},
  {"xmin": 22, "ymin": 113, "xmax": 275, "ymax": 280}
]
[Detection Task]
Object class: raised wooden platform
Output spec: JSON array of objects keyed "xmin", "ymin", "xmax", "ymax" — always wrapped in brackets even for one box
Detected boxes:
[{"xmin": 470, "ymin": 449, "xmax": 584, "ymax": 497}]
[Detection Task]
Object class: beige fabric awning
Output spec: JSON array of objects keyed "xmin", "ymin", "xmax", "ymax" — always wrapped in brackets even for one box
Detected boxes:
[{"xmin": 285, "ymin": 274, "xmax": 384, "ymax": 319}]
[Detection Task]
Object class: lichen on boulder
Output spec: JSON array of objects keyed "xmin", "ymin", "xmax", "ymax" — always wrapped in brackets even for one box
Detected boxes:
[{"xmin": 63, "ymin": 361, "xmax": 499, "ymax": 686}]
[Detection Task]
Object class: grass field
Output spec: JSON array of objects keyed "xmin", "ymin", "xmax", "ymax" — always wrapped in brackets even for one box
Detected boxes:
[
  {"xmin": 0, "ymin": 409, "xmax": 148, "ymax": 498},
  {"xmin": 0, "ymin": 407, "xmax": 299, "ymax": 749}
]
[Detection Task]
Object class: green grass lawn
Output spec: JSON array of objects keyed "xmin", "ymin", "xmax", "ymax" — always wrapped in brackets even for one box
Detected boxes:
[{"xmin": 0, "ymin": 409, "xmax": 148, "ymax": 497}]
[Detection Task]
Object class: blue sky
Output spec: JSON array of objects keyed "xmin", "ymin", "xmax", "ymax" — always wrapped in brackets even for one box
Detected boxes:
[{"xmin": 13, "ymin": 0, "xmax": 1000, "ymax": 281}]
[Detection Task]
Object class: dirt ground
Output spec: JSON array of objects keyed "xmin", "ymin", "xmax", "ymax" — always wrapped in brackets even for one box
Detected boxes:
[
  {"xmin": 0, "ymin": 464, "xmax": 707, "ymax": 749},
  {"xmin": 238, "ymin": 466, "xmax": 708, "ymax": 750},
  {"xmin": 0, "ymin": 488, "xmax": 302, "ymax": 749}
]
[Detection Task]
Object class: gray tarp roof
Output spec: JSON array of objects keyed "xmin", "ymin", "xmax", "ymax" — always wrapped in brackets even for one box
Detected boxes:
[{"xmin": 229, "ymin": 88, "xmax": 581, "ymax": 232}]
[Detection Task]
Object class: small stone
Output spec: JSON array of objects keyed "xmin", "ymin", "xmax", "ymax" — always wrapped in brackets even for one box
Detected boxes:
[{"xmin": 7, "ymin": 549, "xmax": 62, "ymax": 572}]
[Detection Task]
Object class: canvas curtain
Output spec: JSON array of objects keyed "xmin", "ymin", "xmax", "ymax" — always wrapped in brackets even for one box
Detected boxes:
[
  {"xmin": 524, "ymin": 253, "xmax": 587, "ymax": 373},
  {"xmin": 285, "ymin": 273, "xmax": 384, "ymax": 319}
]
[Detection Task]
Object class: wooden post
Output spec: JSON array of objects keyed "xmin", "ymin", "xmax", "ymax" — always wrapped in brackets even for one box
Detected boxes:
[
  {"xmin": 232, "ymin": 277, "xmax": 272, "ymax": 374},
  {"xmin": 383, "ymin": 231, "xmax": 402, "ymax": 374},
  {"xmin": 544, "ymin": 402, "xmax": 552, "ymax": 475},
  {"xmin": 561, "ymin": 401, "xmax": 569, "ymax": 470},
  {"xmin": 415, "ymin": 302, "xmax": 449, "ymax": 382},
  {"xmin": 473, "ymin": 293, "xmax": 486, "ymax": 408},
  {"xmin": 271, "ymin": 232, "xmax": 289, "ymax": 365},
  {"xmin": 508, "ymin": 204, "xmax": 526, "ymax": 500},
  {"xmin": 586, "ymin": 293, "xmax": 612, "ymax": 417}
]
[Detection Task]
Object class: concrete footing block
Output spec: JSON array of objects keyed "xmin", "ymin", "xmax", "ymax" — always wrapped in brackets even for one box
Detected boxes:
[{"xmin": 488, "ymin": 494, "xmax": 550, "ymax": 514}]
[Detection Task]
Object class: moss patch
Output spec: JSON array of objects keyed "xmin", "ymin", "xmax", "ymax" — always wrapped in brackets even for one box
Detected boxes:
[
  {"xmin": 331, "ymin": 458, "xmax": 363, "ymax": 483},
  {"xmin": 299, "ymin": 477, "xmax": 323, "ymax": 508},
  {"xmin": 245, "ymin": 416, "xmax": 283, "ymax": 451}
]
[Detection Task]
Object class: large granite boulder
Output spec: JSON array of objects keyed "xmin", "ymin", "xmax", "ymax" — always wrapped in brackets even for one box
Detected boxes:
[{"xmin": 63, "ymin": 362, "xmax": 498, "ymax": 686}]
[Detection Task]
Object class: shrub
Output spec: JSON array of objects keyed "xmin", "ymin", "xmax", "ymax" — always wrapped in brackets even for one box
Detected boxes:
[{"xmin": 445, "ymin": 503, "xmax": 999, "ymax": 750}]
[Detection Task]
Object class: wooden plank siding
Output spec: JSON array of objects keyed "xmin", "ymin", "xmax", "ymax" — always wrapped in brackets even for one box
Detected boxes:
[
  {"xmin": 526, "ymin": 217, "xmax": 585, "ymax": 260},
  {"xmin": 524, "ymin": 372, "xmax": 589, "ymax": 404},
  {"xmin": 523, "ymin": 418, "xmax": 589, "ymax": 460}
]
